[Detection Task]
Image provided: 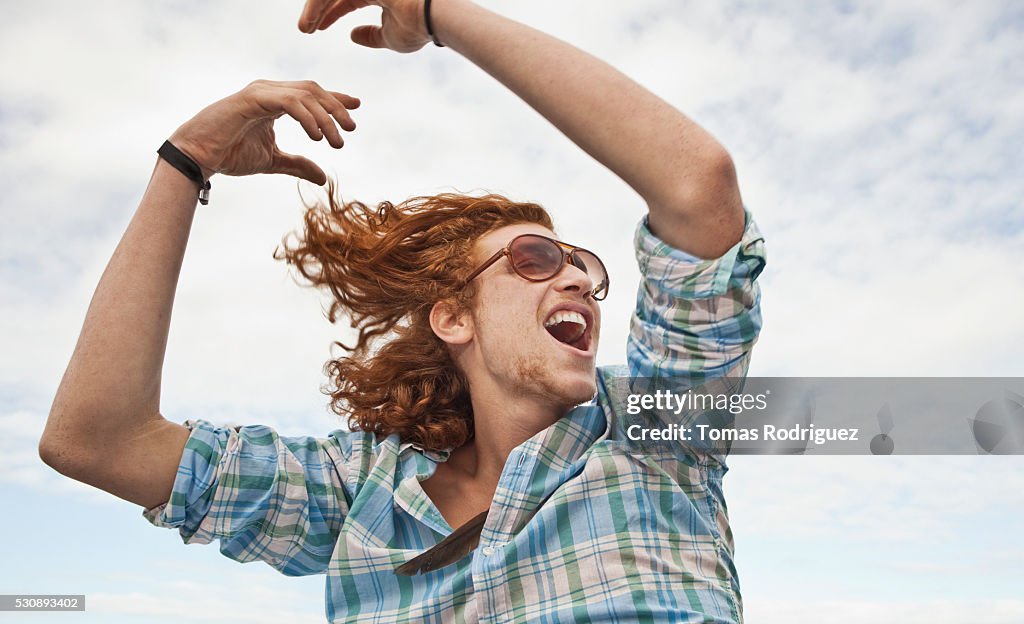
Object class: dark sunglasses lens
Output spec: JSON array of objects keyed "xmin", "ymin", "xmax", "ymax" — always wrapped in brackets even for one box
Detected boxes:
[
  {"xmin": 573, "ymin": 250, "xmax": 609, "ymax": 298},
  {"xmin": 510, "ymin": 236, "xmax": 563, "ymax": 279}
]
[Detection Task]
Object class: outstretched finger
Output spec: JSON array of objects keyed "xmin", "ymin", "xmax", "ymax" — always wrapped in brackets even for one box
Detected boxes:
[
  {"xmin": 277, "ymin": 81, "xmax": 359, "ymax": 111},
  {"xmin": 301, "ymin": 94, "xmax": 347, "ymax": 147},
  {"xmin": 311, "ymin": 0, "xmax": 371, "ymax": 32},
  {"xmin": 329, "ymin": 91, "xmax": 361, "ymax": 110},
  {"xmin": 299, "ymin": 0, "xmax": 337, "ymax": 33},
  {"xmin": 313, "ymin": 88, "xmax": 359, "ymax": 132},
  {"xmin": 277, "ymin": 95, "xmax": 326, "ymax": 142},
  {"xmin": 351, "ymin": 25, "xmax": 386, "ymax": 49},
  {"xmin": 319, "ymin": 95, "xmax": 357, "ymax": 133},
  {"xmin": 280, "ymin": 82, "xmax": 359, "ymax": 132},
  {"xmin": 271, "ymin": 150, "xmax": 327, "ymax": 185}
]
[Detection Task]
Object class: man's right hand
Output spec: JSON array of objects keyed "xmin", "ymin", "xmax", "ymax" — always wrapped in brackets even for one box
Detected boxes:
[
  {"xmin": 169, "ymin": 80, "xmax": 360, "ymax": 185},
  {"xmin": 40, "ymin": 79, "xmax": 358, "ymax": 509}
]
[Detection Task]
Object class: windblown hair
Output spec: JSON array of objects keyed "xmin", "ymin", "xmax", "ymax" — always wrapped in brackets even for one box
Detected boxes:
[{"xmin": 275, "ymin": 184, "xmax": 554, "ymax": 452}]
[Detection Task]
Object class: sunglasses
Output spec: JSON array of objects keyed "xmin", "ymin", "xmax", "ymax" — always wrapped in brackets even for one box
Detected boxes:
[{"xmin": 463, "ymin": 233, "xmax": 609, "ymax": 301}]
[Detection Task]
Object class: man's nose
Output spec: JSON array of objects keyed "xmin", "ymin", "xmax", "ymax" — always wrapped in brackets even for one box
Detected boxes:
[{"xmin": 552, "ymin": 261, "xmax": 595, "ymax": 297}]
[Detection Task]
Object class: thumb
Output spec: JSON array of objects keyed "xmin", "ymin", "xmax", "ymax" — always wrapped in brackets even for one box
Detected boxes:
[
  {"xmin": 270, "ymin": 151, "xmax": 327, "ymax": 185},
  {"xmin": 351, "ymin": 25, "xmax": 386, "ymax": 48}
]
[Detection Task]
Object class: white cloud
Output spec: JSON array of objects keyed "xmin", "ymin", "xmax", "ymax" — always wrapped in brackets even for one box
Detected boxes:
[
  {"xmin": 727, "ymin": 456, "xmax": 1024, "ymax": 542},
  {"xmin": 84, "ymin": 569, "xmax": 325, "ymax": 622},
  {"xmin": 747, "ymin": 599, "xmax": 1024, "ymax": 624},
  {"xmin": 90, "ymin": 577, "xmax": 323, "ymax": 623}
]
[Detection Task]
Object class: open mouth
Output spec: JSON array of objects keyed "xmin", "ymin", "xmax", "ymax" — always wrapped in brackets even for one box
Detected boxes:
[{"xmin": 543, "ymin": 309, "xmax": 590, "ymax": 352}]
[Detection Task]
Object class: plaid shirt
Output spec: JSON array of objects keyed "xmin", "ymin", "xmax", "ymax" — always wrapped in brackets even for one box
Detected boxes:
[{"xmin": 145, "ymin": 214, "xmax": 766, "ymax": 623}]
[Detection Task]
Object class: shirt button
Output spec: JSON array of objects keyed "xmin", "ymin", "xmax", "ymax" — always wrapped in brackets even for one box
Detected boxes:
[{"xmin": 481, "ymin": 546, "xmax": 495, "ymax": 556}]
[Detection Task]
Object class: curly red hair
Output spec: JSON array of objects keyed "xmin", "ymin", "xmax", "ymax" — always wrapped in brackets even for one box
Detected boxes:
[{"xmin": 275, "ymin": 184, "xmax": 554, "ymax": 451}]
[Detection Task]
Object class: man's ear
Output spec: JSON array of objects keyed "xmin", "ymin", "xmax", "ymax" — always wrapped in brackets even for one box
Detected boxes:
[{"xmin": 429, "ymin": 300, "xmax": 473, "ymax": 346}]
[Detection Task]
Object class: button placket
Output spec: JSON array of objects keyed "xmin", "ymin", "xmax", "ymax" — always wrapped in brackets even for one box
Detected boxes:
[{"xmin": 482, "ymin": 450, "xmax": 534, "ymax": 547}]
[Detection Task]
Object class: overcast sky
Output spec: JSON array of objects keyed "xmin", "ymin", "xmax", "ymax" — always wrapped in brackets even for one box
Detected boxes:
[{"xmin": 2, "ymin": 0, "xmax": 1022, "ymax": 622}]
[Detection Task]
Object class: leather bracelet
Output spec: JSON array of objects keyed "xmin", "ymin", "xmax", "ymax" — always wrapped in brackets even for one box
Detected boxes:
[
  {"xmin": 157, "ymin": 140, "xmax": 212, "ymax": 205},
  {"xmin": 424, "ymin": 0, "xmax": 444, "ymax": 47}
]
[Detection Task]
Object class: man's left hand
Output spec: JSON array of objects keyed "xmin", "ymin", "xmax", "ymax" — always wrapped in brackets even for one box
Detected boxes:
[{"xmin": 298, "ymin": 0, "xmax": 435, "ymax": 53}]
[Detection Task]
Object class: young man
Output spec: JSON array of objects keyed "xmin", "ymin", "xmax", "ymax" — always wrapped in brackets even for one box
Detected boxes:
[{"xmin": 41, "ymin": 0, "xmax": 765, "ymax": 621}]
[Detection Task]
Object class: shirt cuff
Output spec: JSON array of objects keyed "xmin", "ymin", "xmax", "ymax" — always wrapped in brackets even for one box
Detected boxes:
[
  {"xmin": 142, "ymin": 419, "xmax": 223, "ymax": 542},
  {"xmin": 633, "ymin": 210, "xmax": 764, "ymax": 299}
]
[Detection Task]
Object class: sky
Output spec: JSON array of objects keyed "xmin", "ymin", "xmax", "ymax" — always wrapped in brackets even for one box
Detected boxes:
[{"xmin": 2, "ymin": 0, "xmax": 1023, "ymax": 622}]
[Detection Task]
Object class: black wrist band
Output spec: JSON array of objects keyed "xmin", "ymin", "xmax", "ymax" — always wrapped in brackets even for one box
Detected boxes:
[
  {"xmin": 157, "ymin": 140, "xmax": 212, "ymax": 205},
  {"xmin": 424, "ymin": 0, "xmax": 444, "ymax": 47}
]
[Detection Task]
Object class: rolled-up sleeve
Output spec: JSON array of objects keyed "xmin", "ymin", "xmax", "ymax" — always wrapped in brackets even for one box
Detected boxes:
[
  {"xmin": 628, "ymin": 211, "xmax": 766, "ymax": 383},
  {"xmin": 143, "ymin": 419, "xmax": 352, "ymax": 576}
]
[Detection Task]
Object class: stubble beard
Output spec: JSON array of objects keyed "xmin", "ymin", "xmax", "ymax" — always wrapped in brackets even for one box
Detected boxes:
[{"xmin": 510, "ymin": 352, "xmax": 597, "ymax": 416}]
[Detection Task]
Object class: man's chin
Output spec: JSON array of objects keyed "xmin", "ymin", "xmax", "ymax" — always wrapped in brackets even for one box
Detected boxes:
[
  {"xmin": 558, "ymin": 378, "xmax": 598, "ymax": 410},
  {"xmin": 512, "ymin": 354, "xmax": 597, "ymax": 410}
]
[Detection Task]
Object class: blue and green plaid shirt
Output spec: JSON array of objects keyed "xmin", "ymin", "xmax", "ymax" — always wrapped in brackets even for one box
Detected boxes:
[{"xmin": 145, "ymin": 214, "xmax": 766, "ymax": 623}]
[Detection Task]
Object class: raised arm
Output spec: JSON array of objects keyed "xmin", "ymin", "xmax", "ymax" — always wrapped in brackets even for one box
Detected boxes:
[
  {"xmin": 39, "ymin": 81, "xmax": 359, "ymax": 509},
  {"xmin": 299, "ymin": 0, "xmax": 744, "ymax": 258}
]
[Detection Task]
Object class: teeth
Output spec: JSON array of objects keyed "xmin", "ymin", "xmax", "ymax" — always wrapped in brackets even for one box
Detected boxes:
[{"xmin": 544, "ymin": 310, "xmax": 587, "ymax": 329}]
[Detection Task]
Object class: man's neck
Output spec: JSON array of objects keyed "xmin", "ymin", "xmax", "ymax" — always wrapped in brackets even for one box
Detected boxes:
[{"xmin": 452, "ymin": 389, "xmax": 567, "ymax": 483}]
